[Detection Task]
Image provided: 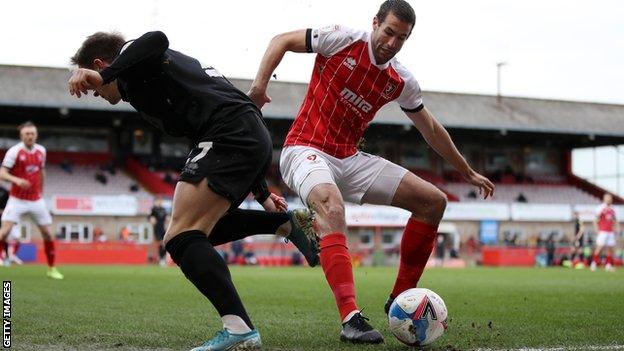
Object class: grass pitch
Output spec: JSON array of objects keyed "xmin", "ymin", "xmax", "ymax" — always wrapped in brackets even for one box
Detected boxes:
[{"xmin": 3, "ymin": 265, "xmax": 623, "ymax": 350}]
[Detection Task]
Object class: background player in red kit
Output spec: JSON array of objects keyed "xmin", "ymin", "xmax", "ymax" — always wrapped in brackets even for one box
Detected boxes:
[
  {"xmin": 0, "ymin": 121, "xmax": 63, "ymax": 279},
  {"xmin": 249, "ymin": 0, "xmax": 494, "ymax": 343},
  {"xmin": 591, "ymin": 193, "xmax": 619, "ymax": 272}
]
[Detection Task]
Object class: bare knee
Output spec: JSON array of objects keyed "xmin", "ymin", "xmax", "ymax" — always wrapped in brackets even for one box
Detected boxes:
[
  {"xmin": 309, "ymin": 192, "xmax": 346, "ymax": 234},
  {"xmin": 431, "ymin": 191, "xmax": 448, "ymax": 217},
  {"xmin": 409, "ymin": 190, "xmax": 447, "ymax": 223}
]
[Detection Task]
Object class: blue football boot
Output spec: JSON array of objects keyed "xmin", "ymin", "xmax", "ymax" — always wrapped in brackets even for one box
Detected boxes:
[{"xmin": 190, "ymin": 329, "xmax": 261, "ymax": 351}]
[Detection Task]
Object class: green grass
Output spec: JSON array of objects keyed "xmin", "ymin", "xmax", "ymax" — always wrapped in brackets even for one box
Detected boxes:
[{"xmin": 3, "ymin": 265, "xmax": 624, "ymax": 350}]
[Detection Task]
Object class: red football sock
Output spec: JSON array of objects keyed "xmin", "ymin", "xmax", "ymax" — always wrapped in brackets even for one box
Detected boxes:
[
  {"xmin": 605, "ymin": 255, "xmax": 613, "ymax": 266},
  {"xmin": 13, "ymin": 242, "xmax": 20, "ymax": 254},
  {"xmin": 320, "ymin": 233, "xmax": 358, "ymax": 321},
  {"xmin": 0, "ymin": 241, "xmax": 5, "ymax": 257},
  {"xmin": 391, "ymin": 218, "xmax": 438, "ymax": 298},
  {"xmin": 593, "ymin": 254, "xmax": 600, "ymax": 266},
  {"xmin": 43, "ymin": 240, "xmax": 56, "ymax": 267}
]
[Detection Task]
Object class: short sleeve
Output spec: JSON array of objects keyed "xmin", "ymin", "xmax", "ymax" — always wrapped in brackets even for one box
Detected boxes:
[
  {"xmin": 1, "ymin": 146, "xmax": 18, "ymax": 169},
  {"xmin": 595, "ymin": 205, "xmax": 603, "ymax": 216},
  {"xmin": 393, "ymin": 61, "xmax": 424, "ymax": 112},
  {"xmin": 306, "ymin": 25, "xmax": 355, "ymax": 57},
  {"xmin": 38, "ymin": 145, "xmax": 46, "ymax": 168}
]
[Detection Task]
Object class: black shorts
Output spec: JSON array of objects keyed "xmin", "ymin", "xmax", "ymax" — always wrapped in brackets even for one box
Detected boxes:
[
  {"xmin": 574, "ymin": 237, "xmax": 585, "ymax": 248},
  {"xmin": 179, "ymin": 109, "xmax": 272, "ymax": 209}
]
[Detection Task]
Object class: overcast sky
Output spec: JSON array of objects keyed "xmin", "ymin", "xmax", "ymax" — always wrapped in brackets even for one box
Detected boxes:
[{"xmin": 1, "ymin": 0, "xmax": 623, "ymax": 104}]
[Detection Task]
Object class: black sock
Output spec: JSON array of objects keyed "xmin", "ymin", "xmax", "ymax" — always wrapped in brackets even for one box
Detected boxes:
[
  {"xmin": 165, "ymin": 230, "xmax": 254, "ymax": 329},
  {"xmin": 209, "ymin": 209, "xmax": 290, "ymax": 246}
]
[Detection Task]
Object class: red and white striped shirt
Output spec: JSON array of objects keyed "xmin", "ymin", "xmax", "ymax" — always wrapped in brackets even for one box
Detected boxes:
[
  {"xmin": 595, "ymin": 204, "xmax": 616, "ymax": 232},
  {"xmin": 284, "ymin": 24, "xmax": 423, "ymax": 159},
  {"xmin": 2, "ymin": 142, "xmax": 46, "ymax": 200}
]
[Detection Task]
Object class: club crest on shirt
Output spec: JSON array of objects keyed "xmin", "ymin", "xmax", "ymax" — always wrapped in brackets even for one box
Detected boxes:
[
  {"xmin": 343, "ymin": 57, "xmax": 357, "ymax": 70},
  {"xmin": 382, "ymin": 82, "xmax": 397, "ymax": 99}
]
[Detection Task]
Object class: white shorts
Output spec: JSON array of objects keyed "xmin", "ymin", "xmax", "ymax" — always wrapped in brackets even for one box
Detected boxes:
[
  {"xmin": 1, "ymin": 197, "xmax": 52, "ymax": 226},
  {"xmin": 596, "ymin": 231, "xmax": 616, "ymax": 247},
  {"xmin": 280, "ymin": 146, "xmax": 408, "ymax": 205}
]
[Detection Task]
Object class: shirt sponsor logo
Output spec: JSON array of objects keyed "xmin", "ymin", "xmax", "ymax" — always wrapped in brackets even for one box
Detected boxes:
[
  {"xmin": 340, "ymin": 87, "xmax": 372, "ymax": 113},
  {"xmin": 25, "ymin": 165, "xmax": 39, "ymax": 174}
]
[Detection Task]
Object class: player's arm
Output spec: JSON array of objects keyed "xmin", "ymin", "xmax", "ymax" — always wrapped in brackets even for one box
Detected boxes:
[
  {"xmin": 248, "ymin": 30, "xmax": 308, "ymax": 108},
  {"xmin": 69, "ymin": 31, "xmax": 170, "ymax": 97},
  {"xmin": 593, "ymin": 215, "xmax": 600, "ymax": 234},
  {"xmin": 0, "ymin": 166, "xmax": 29, "ymax": 189},
  {"xmin": 251, "ymin": 179, "xmax": 287, "ymax": 212},
  {"xmin": 406, "ymin": 107, "xmax": 494, "ymax": 199}
]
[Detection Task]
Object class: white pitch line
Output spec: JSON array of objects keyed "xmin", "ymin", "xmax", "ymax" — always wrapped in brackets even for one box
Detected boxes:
[{"xmin": 474, "ymin": 345, "xmax": 624, "ymax": 351}]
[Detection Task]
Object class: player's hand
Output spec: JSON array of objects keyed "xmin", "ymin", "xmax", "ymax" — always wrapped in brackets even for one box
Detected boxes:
[
  {"xmin": 261, "ymin": 193, "xmax": 288, "ymax": 212},
  {"xmin": 247, "ymin": 86, "xmax": 272, "ymax": 109},
  {"xmin": 14, "ymin": 178, "xmax": 31, "ymax": 189},
  {"xmin": 463, "ymin": 170, "xmax": 495, "ymax": 199},
  {"xmin": 68, "ymin": 68, "xmax": 104, "ymax": 98}
]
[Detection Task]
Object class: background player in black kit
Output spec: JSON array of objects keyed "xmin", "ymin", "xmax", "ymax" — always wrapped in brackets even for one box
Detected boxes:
[
  {"xmin": 68, "ymin": 31, "xmax": 319, "ymax": 351},
  {"xmin": 570, "ymin": 211, "xmax": 586, "ymax": 267},
  {"xmin": 149, "ymin": 196, "xmax": 169, "ymax": 266}
]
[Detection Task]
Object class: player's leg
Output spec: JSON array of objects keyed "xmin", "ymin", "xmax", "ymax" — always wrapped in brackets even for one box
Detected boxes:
[
  {"xmin": 208, "ymin": 208, "xmax": 319, "ymax": 266},
  {"xmin": 0, "ymin": 222, "xmax": 16, "ymax": 265},
  {"xmin": 307, "ymin": 183, "xmax": 384, "ymax": 343},
  {"xmin": 175, "ymin": 112, "xmax": 274, "ymax": 351},
  {"xmin": 387, "ymin": 173, "xmax": 446, "ymax": 302},
  {"xmin": 31, "ymin": 198, "xmax": 63, "ymax": 279},
  {"xmin": 604, "ymin": 234, "xmax": 616, "ymax": 272},
  {"xmin": 0, "ymin": 197, "xmax": 22, "ymax": 265},
  {"xmin": 280, "ymin": 146, "xmax": 382, "ymax": 344},
  {"xmin": 7, "ymin": 226, "xmax": 22, "ymax": 265},
  {"xmin": 164, "ymin": 178, "xmax": 261, "ymax": 350},
  {"xmin": 359, "ymin": 160, "xmax": 446, "ymax": 313},
  {"xmin": 591, "ymin": 232, "xmax": 606, "ymax": 271}
]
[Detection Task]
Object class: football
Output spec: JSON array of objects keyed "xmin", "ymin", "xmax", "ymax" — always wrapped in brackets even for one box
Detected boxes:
[{"xmin": 388, "ymin": 288, "xmax": 448, "ymax": 346}]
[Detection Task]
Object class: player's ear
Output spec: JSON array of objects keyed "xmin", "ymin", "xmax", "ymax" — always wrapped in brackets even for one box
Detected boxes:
[
  {"xmin": 93, "ymin": 59, "xmax": 106, "ymax": 71},
  {"xmin": 373, "ymin": 16, "xmax": 379, "ymax": 30}
]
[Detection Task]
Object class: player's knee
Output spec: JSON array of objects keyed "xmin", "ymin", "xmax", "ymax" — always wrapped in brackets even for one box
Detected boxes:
[
  {"xmin": 412, "ymin": 190, "xmax": 447, "ymax": 221},
  {"xmin": 315, "ymin": 199, "xmax": 346, "ymax": 233},
  {"xmin": 433, "ymin": 191, "xmax": 448, "ymax": 215}
]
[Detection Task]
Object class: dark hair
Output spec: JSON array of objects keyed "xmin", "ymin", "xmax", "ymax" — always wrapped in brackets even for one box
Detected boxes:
[
  {"xmin": 70, "ymin": 31, "xmax": 126, "ymax": 68},
  {"xmin": 18, "ymin": 121, "xmax": 36, "ymax": 132},
  {"xmin": 376, "ymin": 0, "xmax": 416, "ymax": 28}
]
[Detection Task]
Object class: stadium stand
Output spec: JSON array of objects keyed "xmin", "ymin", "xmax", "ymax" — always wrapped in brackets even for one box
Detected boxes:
[
  {"xmin": 444, "ymin": 182, "xmax": 600, "ymax": 204},
  {"xmin": 44, "ymin": 164, "xmax": 151, "ymax": 197}
]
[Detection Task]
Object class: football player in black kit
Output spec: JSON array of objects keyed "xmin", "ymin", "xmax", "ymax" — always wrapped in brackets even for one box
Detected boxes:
[
  {"xmin": 68, "ymin": 31, "xmax": 319, "ymax": 351},
  {"xmin": 570, "ymin": 211, "xmax": 586, "ymax": 268}
]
